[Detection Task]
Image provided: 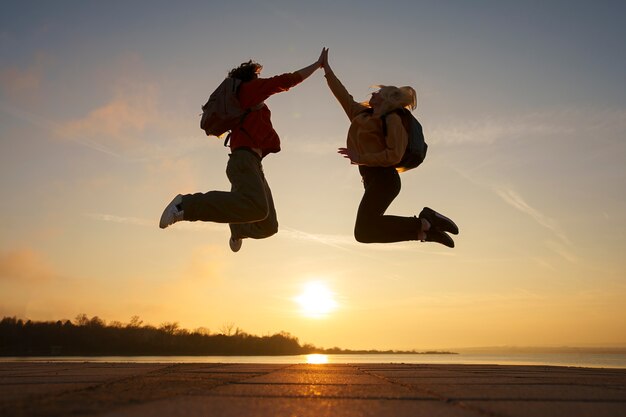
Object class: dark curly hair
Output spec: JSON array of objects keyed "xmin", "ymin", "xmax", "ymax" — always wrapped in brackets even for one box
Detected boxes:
[{"xmin": 228, "ymin": 60, "xmax": 263, "ymax": 82}]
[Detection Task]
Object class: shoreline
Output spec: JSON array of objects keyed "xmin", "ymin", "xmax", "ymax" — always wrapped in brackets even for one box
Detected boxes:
[{"xmin": 2, "ymin": 351, "xmax": 626, "ymax": 370}]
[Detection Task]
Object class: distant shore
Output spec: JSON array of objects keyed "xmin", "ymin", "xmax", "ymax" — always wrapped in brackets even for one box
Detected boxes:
[
  {"xmin": 1, "ymin": 316, "xmax": 459, "ymax": 357},
  {"xmin": 1, "ymin": 351, "xmax": 459, "ymax": 358}
]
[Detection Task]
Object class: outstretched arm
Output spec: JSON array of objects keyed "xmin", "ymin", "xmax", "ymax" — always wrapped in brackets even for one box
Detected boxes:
[
  {"xmin": 322, "ymin": 49, "xmax": 368, "ymax": 120},
  {"xmin": 295, "ymin": 47, "xmax": 326, "ymax": 81},
  {"xmin": 245, "ymin": 48, "xmax": 325, "ymax": 104}
]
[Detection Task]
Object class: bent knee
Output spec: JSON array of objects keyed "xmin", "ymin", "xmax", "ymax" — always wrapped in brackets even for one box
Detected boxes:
[
  {"xmin": 266, "ymin": 225, "xmax": 278, "ymax": 238},
  {"xmin": 354, "ymin": 228, "xmax": 375, "ymax": 244},
  {"xmin": 248, "ymin": 203, "xmax": 270, "ymax": 223}
]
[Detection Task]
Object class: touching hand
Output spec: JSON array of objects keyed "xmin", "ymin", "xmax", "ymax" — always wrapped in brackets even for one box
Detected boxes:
[
  {"xmin": 322, "ymin": 48, "xmax": 330, "ymax": 71},
  {"xmin": 318, "ymin": 47, "xmax": 328, "ymax": 68}
]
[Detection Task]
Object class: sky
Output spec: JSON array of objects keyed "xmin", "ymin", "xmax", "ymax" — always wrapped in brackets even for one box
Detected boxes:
[{"xmin": 1, "ymin": 0, "xmax": 625, "ymax": 350}]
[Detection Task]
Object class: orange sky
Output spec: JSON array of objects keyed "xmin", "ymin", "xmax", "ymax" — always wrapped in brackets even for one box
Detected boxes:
[{"xmin": 1, "ymin": 1, "xmax": 625, "ymax": 350}]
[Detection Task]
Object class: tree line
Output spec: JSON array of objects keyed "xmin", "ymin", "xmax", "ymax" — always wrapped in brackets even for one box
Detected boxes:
[
  {"xmin": 0, "ymin": 315, "xmax": 454, "ymax": 356},
  {"xmin": 0, "ymin": 315, "xmax": 306, "ymax": 356}
]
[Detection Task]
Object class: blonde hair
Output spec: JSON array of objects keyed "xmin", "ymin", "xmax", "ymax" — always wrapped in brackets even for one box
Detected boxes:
[{"xmin": 372, "ymin": 85, "xmax": 417, "ymax": 116}]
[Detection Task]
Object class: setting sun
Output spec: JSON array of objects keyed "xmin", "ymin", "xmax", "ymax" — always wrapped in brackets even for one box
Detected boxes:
[{"xmin": 295, "ymin": 281, "xmax": 338, "ymax": 318}]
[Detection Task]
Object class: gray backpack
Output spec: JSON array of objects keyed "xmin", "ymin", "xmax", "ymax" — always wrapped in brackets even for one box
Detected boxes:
[
  {"xmin": 200, "ymin": 78, "xmax": 244, "ymax": 137},
  {"xmin": 200, "ymin": 78, "xmax": 263, "ymax": 142}
]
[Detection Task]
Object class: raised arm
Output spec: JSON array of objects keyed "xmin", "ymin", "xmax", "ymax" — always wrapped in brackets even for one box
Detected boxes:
[
  {"xmin": 322, "ymin": 50, "xmax": 368, "ymax": 120},
  {"xmin": 294, "ymin": 47, "xmax": 326, "ymax": 82}
]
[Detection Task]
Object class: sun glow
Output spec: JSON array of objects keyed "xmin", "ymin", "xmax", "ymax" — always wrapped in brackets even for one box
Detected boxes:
[
  {"xmin": 295, "ymin": 281, "xmax": 338, "ymax": 318},
  {"xmin": 306, "ymin": 354, "xmax": 329, "ymax": 364}
]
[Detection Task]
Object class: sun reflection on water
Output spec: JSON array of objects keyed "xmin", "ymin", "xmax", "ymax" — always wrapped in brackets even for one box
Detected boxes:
[{"xmin": 306, "ymin": 354, "xmax": 328, "ymax": 364}]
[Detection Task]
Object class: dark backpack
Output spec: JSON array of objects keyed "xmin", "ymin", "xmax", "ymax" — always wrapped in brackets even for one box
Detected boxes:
[
  {"xmin": 381, "ymin": 108, "xmax": 428, "ymax": 172},
  {"xmin": 200, "ymin": 78, "xmax": 262, "ymax": 143}
]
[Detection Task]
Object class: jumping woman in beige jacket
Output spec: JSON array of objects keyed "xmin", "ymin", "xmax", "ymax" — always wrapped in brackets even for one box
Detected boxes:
[{"xmin": 321, "ymin": 49, "xmax": 459, "ymax": 247}]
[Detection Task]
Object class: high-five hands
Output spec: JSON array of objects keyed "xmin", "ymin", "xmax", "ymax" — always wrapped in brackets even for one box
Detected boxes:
[{"xmin": 318, "ymin": 47, "xmax": 328, "ymax": 68}]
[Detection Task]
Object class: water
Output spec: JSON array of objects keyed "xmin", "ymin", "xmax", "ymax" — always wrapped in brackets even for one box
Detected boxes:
[{"xmin": 3, "ymin": 352, "xmax": 626, "ymax": 369}]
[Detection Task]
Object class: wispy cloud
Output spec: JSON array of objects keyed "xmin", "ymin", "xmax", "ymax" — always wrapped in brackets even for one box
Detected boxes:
[
  {"xmin": 0, "ymin": 99, "xmax": 124, "ymax": 157},
  {"xmin": 280, "ymin": 226, "xmax": 355, "ymax": 248},
  {"xmin": 492, "ymin": 185, "xmax": 575, "ymax": 262},
  {"xmin": 0, "ymin": 55, "xmax": 47, "ymax": 101},
  {"xmin": 1, "ymin": 98, "xmax": 206, "ymax": 161},
  {"xmin": 0, "ymin": 51, "xmax": 205, "ymax": 161},
  {"xmin": 279, "ymin": 225, "xmax": 452, "ymax": 256},
  {"xmin": 85, "ymin": 213, "xmax": 447, "ymax": 257},
  {"xmin": 430, "ymin": 116, "xmax": 569, "ymax": 145},
  {"xmin": 429, "ymin": 108, "xmax": 625, "ymax": 146},
  {"xmin": 453, "ymin": 166, "xmax": 576, "ymax": 263},
  {"xmin": 544, "ymin": 239, "xmax": 578, "ymax": 264},
  {"xmin": 55, "ymin": 85, "xmax": 160, "ymax": 150},
  {"xmin": 84, "ymin": 213, "xmax": 154, "ymax": 227},
  {"xmin": 492, "ymin": 186, "xmax": 558, "ymax": 233},
  {"xmin": 85, "ymin": 212, "xmax": 224, "ymax": 232}
]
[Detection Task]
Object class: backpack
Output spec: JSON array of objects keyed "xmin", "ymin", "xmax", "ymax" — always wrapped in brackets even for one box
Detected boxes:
[
  {"xmin": 200, "ymin": 77, "xmax": 262, "ymax": 144},
  {"xmin": 380, "ymin": 108, "xmax": 428, "ymax": 172}
]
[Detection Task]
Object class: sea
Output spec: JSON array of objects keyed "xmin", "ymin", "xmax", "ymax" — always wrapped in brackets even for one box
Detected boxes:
[{"xmin": 3, "ymin": 352, "xmax": 626, "ymax": 369}]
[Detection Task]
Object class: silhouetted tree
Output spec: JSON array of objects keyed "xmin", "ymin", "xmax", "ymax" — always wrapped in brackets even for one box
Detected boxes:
[
  {"xmin": 127, "ymin": 315, "xmax": 143, "ymax": 328},
  {"xmin": 219, "ymin": 322, "xmax": 235, "ymax": 336},
  {"xmin": 74, "ymin": 314, "xmax": 89, "ymax": 326},
  {"xmin": 159, "ymin": 322, "xmax": 179, "ymax": 335}
]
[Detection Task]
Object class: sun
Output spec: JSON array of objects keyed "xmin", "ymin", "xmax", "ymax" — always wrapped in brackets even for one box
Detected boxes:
[{"xmin": 295, "ymin": 281, "xmax": 338, "ymax": 318}]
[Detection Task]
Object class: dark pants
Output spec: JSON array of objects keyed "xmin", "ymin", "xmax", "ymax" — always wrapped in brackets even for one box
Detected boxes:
[
  {"xmin": 180, "ymin": 149, "xmax": 278, "ymax": 240},
  {"xmin": 354, "ymin": 166, "xmax": 421, "ymax": 243}
]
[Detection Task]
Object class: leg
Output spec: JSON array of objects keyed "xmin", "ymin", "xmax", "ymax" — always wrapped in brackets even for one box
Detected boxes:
[
  {"xmin": 180, "ymin": 150, "xmax": 270, "ymax": 224},
  {"xmin": 230, "ymin": 169, "xmax": 278, "ymax": 240},
  {"xmin": 354, "ymin": 167, "xmax": 421, "ymax": 243}
]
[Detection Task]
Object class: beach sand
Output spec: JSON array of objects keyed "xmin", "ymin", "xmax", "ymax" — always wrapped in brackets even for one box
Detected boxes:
[{"xmin": 1, "ymin": 362, "xmax": 625, "ymax": 416}]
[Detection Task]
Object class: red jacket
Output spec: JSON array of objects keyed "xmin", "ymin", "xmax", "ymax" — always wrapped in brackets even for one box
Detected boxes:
[{"xmin": 231, "ymin": 72, "xmax": 303, "ymax": 157}]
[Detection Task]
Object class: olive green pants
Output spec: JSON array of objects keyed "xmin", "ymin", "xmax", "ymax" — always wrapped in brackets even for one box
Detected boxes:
[{"xmin": 180, "ymin": 149, "xmax": 278, "ymax": 240}]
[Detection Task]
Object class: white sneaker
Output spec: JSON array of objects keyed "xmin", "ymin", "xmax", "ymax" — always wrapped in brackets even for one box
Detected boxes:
[
  {"xmin": 159, "ymin": 195, "xmax": 184, "ymax": 229},
  {"xmin": 229, "ymin": 236, "xmax": 242, "ymax": 252}
]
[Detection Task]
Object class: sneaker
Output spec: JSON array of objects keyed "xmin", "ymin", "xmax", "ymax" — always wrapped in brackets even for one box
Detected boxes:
[
  {"xmin": 159, "ymin": 194, "xmax": 184, "ymax": 229},
  {"xmin": 229, "ymin": 236, "xmax": 242, "ymax": 253},
  {"xmin": 419, "ymin": 207, "xmax": 459, "ymax": 235},
  {"xmin": 424, "ymin": 229, "xmax": 455, "ymax": 248}
]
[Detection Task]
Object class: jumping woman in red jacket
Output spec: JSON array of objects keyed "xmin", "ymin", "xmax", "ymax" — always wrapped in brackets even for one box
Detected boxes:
[{"xmin": 160, "ymin": 49, "xmax": 326, "ymax": 252}]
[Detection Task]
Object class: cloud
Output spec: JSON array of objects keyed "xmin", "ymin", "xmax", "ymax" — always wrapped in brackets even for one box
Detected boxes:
[
  {"xmin": 55, "ymin": 85, "xmax": 160, "ymax": 151},
  {"xmin": 429, "ymin": 108, "xmax": 625, "ymax": 146},
  {"xmin": 544, "ymin": 240, "xmax": 578, "ymax": 264},
  {"xmin": 492, "ymin": 185, "xmax": 576, "ymax": 262},
  {"xmin": 52, "ymin": 88, "xmax": 206, "ymax": 161},
  {"xmin": 84, "ymin": 213, "xmax": 154, "ymax": 227},
  {"xmin": 1, "ymin": 96, "xmax": 207, "ymax": 161},
  {"xmin": 279, "ymin": 225, "xmax": 453, "ymax": 257},
  {"xmin": 0, "ymin": 248, "xmax": 58, "ymax": 282},
  {"xmin": 430, "ymin": 114, "xmax": 573, "ymax": 146},
  {"xmin": 0, "ymin": 67, "xmax": 40, "ymax": 95},
  {"xmin": 0, "ymin": 55, "xmax": 47, "ymax": 100},
  {"xmin": 280, "ymin": 226, "xmax": 356, "ymax": 249},
  {"xmin": 493, "ymin": 186, "xmax": 557, "ymax": 233},
  {"xmin": 453, "ymin": 166, "xmax": 577, "ymax": 263},
  {"xmin": 85, "ymin": 212, "xmax": 225, "ymax": 232}
]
